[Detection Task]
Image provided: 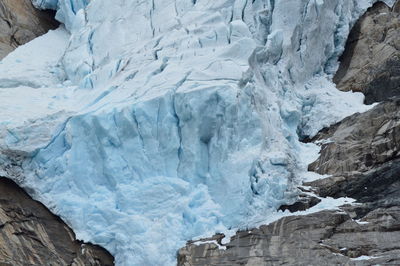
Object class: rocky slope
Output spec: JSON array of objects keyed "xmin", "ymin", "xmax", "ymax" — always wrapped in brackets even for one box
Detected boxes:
[
  {"xmin": 0, "ymin": 177, "xmax": 114, "ymax": 265},
  {"xmin": 334, "ymin": 1, "xmax": 400, "ymax": 104},
  {"xmin": 178, "ymin": 1, "xmax": 400, "ymax": 265},
  {"xmin": 308, "ymin": 98, "xmax": 400, "ymax": 177},
  {"xmin": 178, "ymin": 208, "xmax": 400, "ymax": 266},
  {"xmin": 0, "ymin": 0, "xmax": 58, "ymax": 59}
]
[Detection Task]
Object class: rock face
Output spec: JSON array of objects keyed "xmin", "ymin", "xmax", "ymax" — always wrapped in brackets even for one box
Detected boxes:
[
  {"xmin": 0, "ymin": 177, "xmax": 114, "ymax": 265},
  {"xmin": 0, "ymin": 0, "xmax": 58, "ymax": 59},
  {"xmin": 334, "ymin": 1, "xmax": 400, "ymax": 104},
  {"xmin": 178, "ymin": 208, "xmax": 400, "ymax": 266},
  {"xmin": 178, "ymin": 2, "xmax": 400, "ymax": 265},
  {"xmin": 308, "ymin": 98, "xmax": 400, "ymax": 176}
]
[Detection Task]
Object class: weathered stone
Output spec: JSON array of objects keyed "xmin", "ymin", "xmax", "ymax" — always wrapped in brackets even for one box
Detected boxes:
[
  {"xmin": 307, "ymin": 98, "xmax": 400, "ymax": 215},
  {"xmin": 279, "ymin": 193, "xmax": 321, "ymax": 213},
  {"xmin": 0, "ymin": 0, "xmax": 59, "ymax": 59},
  {"xmin": 0, "ymin": 177, "xmax": 114, "ymax": 266},
  {"xmin": 178, "ymin": 208, "xmax": 400, "ymax": 266},
  {"xmin": 307, "ymin": 159, "xmax": 400, "ymax": 217},
  {"xmin": 334, "ymin": 0, "xmax": 400, "ymax": 104},
  {"xmin": 309, "ymin": 98, "xmax": 400, "ymax": 176}
]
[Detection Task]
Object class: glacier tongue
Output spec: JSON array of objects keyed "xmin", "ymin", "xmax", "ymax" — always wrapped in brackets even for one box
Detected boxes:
[{"xmin": 0, "ymin": 0, "xmax": 392, "ymax": 265}]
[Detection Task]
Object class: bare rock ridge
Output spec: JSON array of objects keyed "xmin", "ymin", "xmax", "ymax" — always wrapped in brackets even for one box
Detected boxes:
[
  {"xmin": 0, "ymin": 177, "xmax": 114, "ymax": 265},
  {"xmin": 0, "ymin": 0, "xmax": 59, "ymax": 59},
  {"xmin": 178, "ymin": 209, "xmax": 400, "ymax": 266},
  {"xmin": 308, "ymin": 98, "xmax": 400, "ymax": 177},
  {"xmin": 178, "ymin": 1, "xmax": 400, "ymax": 265},
  {"xmin": 334, "ymin": 1, "xmax": 400, "ymax": 104},
  {"xmin": 305, "ymin": 97, "xmax": 400, "ymax": 221},
  {"xmin": 307, "ymin": 0, "xmax": 400, "ymax": 219}
]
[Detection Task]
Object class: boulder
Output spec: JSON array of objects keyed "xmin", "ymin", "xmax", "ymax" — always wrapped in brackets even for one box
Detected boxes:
[
  {"xmin": 0, "ymin": 0, "xmax": 59, "ymax": 59},
  {"xmin": 334, "ymin": 1, "xmax": 400, "ymax": 104}
]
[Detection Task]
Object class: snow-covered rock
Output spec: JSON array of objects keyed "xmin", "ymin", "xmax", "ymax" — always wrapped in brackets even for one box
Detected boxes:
[
  {"xmin": 0, "ymin": 0, "xmax": 395, "ymax": 265},
  {"xmin": 0, "ymin": 0, "xmax": 59, "ymax": 59},
  {"xmin": 32, "ymin": 0, "xmax": 89, "ymax": 30}
]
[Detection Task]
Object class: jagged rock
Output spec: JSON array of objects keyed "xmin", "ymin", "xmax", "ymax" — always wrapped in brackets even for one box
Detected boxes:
[
  {"xmin": 334, "ymin": 0, "xmax": 400, "ymax": 104},
  {"xmin": 279, "ymin": 192, "xmax": 321, "ymax": 213},
  {"xmin": 178, "ymin": 208, "xmax": 400, "ymax": 266},
  {"xmin": 305, "ymin": 94, "xmax": 400, "ymax": 216},
  {"xmin": 304, "ymin": 97, "xmax": 400, "ymax": 220},
  {"xmin": 308, "ymin": 98, "xmax": 400, "ymax": 175},
  {"xmin": 0, "ymin": 177, "xmax": 114, "ymax": 266},
  {"xmin": 307, "ymin": 158, "xmax": 400, "ymax": 218},
  {"xmin": 0, "ymin": 0, "xmax": 58, "ymax": 59}
]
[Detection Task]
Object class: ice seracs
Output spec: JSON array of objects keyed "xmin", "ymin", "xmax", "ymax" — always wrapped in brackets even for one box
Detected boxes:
[
  {"xmin": 32, "ymin": 0, "xmax": 89, "ymax": 30},
  {"xmin": 0, "ymin": 0, "xmax": 395, "ymax": 265}
]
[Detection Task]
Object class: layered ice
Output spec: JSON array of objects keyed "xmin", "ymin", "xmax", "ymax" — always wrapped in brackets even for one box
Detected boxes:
[{"xmin": 0, "ymin": 0, "xmax": 394, "ymax": 265}]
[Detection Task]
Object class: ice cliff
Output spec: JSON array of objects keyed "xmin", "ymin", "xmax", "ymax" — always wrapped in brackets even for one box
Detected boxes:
[{"xmin": 0, "ymin": 0, "xmax": 395, "ymax": 265}]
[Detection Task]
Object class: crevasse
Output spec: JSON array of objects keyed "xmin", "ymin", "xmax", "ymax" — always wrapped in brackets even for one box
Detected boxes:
[{"xmin": 0, "ymin": 0, "xmax": 394, "ymax": 265}]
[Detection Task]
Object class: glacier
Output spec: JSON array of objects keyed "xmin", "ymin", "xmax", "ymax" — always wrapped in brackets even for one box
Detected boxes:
[{"xmin": 0, "ymin": 0, "xmax": 395, "ymax": 265}]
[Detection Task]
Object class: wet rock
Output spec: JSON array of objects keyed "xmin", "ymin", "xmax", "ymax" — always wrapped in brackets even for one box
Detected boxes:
[
  {"xmin": 178, "ymin": 208, "xmax": 400, "ymax": 266},
  {"xmin": 0, "ymin": 0, "xmax": 59, "ymax": 59},
  {"xmin": 0, "ymin": 177, "xmax": 114, "ymax": 266},
  {"xmin": 308, "ymin": 98, "xmax": 400, "ymax": 175},
  {"xmin": 279, "ymin": 192, "xmax": 321, "ymax": 213},
  {"xmin": 334, "ymin": 1, "xmax": 400, "ymax": 104},
  {"xmin": 307, "ymin": 159, "xmax": 400, "ymax": 218},
  {"xmin": 307, "ymin": 97, "xmax": 400, "ymax": 215}
]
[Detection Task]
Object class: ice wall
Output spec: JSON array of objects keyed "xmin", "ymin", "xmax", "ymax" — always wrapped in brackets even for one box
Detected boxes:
[
  {"xmin": 32, "ymin": 0, "xmax": 89, "ymax": 30},
  {"xmin": 0, "ymin": 0, "xmax": 393, "ymax": 265}
]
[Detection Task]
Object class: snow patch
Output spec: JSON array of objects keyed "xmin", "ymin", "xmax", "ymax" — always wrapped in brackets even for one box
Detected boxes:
[{"xmin": 351, "ymin": 255, "xmax": 382, "ymax": 261}]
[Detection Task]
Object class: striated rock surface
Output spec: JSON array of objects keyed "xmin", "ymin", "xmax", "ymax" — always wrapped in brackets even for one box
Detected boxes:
[
  {"xmin": 334, "ymin": 0, "xmax": 400, "ymax": 104},
  {"xmin": 0, "ymin": 177, "xmax": 114, "ymax": 266},
  {"xmin": 178, "ymin": 208, "xmax": 400, "ymax": 266},
  {"xmin": 305, "ymin": 97, "xmax": 400, "ymax": 218},
  {"xmin": 0, "ymin": 0, "xmax": 58, "ymax": 59},
  {"xmin": 308, "ymin": 98, "xmax": 400, "ymax": 176}
]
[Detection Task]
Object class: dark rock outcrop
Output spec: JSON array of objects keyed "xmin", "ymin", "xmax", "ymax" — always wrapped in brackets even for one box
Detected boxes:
[
  {"xmin": 334, "ymin": 1, "xmax": 400, "ymax": 104},
  {"xmin": 306, "ymin": 98, "xmax": 400, "ymax": 220},
  {"xmin": 308, "ymin": 159, "xmax": 400, "ymax": 218},
  {"xmin": 278, "ymin": 191, "xmax": 321, "ymax": 213},
  {"xmin": 308, "ymin": 98, "xmax": 400, "ymax": 176},
  {"xmin": 178, "ymin": 208, "xmax": 400, "ymax": 266},
  {"xmin": 0, "ymin": 177, "xmax": 114, "ymax": 265},
  {"xmin": 0, "ymin": 0, "xmax": 59, "ymax": 59}
]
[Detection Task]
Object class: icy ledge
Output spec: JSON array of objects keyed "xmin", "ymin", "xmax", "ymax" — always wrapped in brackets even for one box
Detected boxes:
[{"xmin": 0, "ymin": 0, "xmax": 395, "ymax": 265}]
